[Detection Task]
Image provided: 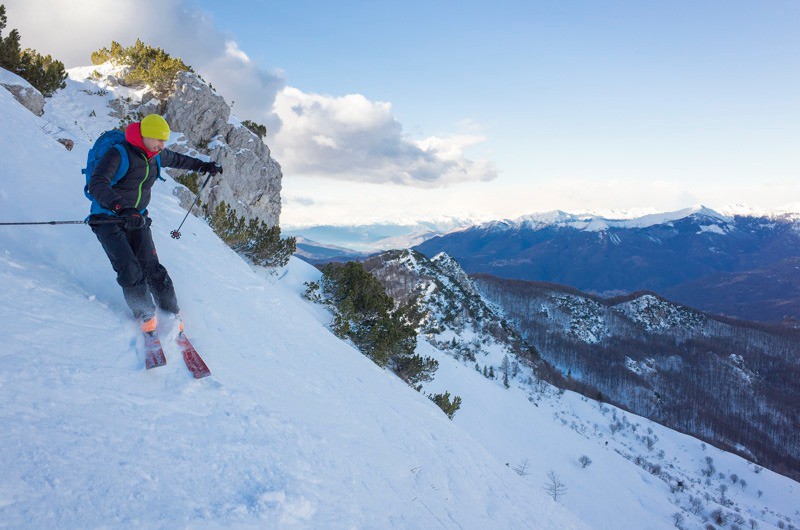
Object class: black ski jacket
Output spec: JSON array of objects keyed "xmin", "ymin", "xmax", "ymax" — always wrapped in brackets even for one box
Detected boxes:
[{"xmin": 88, "ymin": 142, "xmax": 205, "ymax": 214}]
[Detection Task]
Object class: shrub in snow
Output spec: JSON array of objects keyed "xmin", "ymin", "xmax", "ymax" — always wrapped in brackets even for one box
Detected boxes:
[
  {"xmin": 578, "ymin": 455, "xmax": 592, "ymax": 468},
  {"xmin": 703, "ymin": 456, "xmax": 716, "ymax": 477},
  {"xmin": 711, "ymin": 508, "xmax": 729, "ymax": 526},
  {"xmin": 91, "ymin": 39, "xmax": 190, "ymax": 99},
  {"xmin": 687, "ymin": 495, "xmax": 703, "ymax": 515},
  {"xmin": 429, "ymin": 391, "xmax": 462, "ymax": 420}
]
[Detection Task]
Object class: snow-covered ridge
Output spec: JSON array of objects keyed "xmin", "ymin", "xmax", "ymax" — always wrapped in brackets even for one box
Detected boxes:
[
  {"xmin": 613, "ymin": 294, "xmax": 707, "ymax": 333},
  {"xmin": 504, "ymin": 205, "xmax": 733, "ymax": 232},
  {"xmin": 472, "ymin": 204, "xmax": 800, "ymax": 234}
]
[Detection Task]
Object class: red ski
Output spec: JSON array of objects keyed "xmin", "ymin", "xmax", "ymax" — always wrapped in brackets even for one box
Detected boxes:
[
  {"xmin": 176, "ymin": 332, "xmax": 211, "ymax": 379},
  {"xmin": 144, "ymin": 331, "xmax": 167, "ymax": 369}
]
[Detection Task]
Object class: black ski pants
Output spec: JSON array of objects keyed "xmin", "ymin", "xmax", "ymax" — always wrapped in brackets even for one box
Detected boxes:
[{"xmin": 91, "ymin": 220, "xmax": 180, "ymax": 321}]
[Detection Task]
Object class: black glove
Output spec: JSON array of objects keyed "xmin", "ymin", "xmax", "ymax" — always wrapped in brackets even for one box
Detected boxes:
[
  {"xmin": 109, "ymin": 200, "xmax": 124, "ymax": 215},
  {"xmin": 199, "ymin": 161, "xmax": 223, "ymax": 176},
  {"xmin": 119, "ymin": 208, "xmax": 146, "ymax": 231}
]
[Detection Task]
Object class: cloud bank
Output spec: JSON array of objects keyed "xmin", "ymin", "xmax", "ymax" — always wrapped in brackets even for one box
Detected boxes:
[{"xmin": 272, "ymin": 87, "xmax": 496, "ymax": 187}]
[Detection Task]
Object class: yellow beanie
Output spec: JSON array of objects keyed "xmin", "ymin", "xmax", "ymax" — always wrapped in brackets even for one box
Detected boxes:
[{"xmin": 140, "ymin": 114, "xmax": 171, "ymax": 140}]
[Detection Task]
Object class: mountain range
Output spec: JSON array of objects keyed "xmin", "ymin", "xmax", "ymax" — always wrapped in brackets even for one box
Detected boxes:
[{"xmin": 414, "ymin": 206, "xmax": 800, "ymax": 324}]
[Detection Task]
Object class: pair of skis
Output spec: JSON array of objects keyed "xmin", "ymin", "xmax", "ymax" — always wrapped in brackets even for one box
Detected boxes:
[{"xmin": 144, "ymin": 330, "xmax": 211, "ymax": 379}]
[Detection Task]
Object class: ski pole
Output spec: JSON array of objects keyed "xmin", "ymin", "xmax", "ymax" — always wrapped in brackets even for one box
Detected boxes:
[
  {"xmin": 0, "ymin": 219, "xmax": 124, "ymax": 226},
  {"xmin": 171, "ymin": 173, "xmax": 214, "ymax": 240}
]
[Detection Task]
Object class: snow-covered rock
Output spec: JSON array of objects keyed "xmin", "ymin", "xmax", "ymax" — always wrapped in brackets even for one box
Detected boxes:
[{"xmin": 0, "ymin": 66, "xmax": 45, "ymax": 116}]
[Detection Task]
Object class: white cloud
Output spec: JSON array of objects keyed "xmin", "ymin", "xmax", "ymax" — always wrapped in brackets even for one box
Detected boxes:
[
  {"xmin": 312, "ymin": 135, "xmax": 338, "ymax": 148},
  {"xmin": 224, "ymin": 41, "xmax": 251, "ymax": 64},
  {"xmin": 272, "ymin": 87, "xmax": 497, "ymax": 187},
  {"xmin": 4, "ymin": 0, "xmax": 284, "ymax": 125}
]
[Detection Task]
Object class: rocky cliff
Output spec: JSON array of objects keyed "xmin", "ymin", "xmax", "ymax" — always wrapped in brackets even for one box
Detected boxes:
[{"xmin": 164, "ymin": 71, "xmax": 282, "ymax": 227}]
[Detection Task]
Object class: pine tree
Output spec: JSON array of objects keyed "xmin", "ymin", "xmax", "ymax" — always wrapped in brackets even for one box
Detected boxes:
[
  {"xmin": 429, "ymin": 391, "xmax": 462, "ymax": 419},
  {"xmin": 393, "ymin": 353, "xmax": 438, "ymax": 390},
  {"xmin": 0, "ymin": 6, "xmax": 21, "ymax": 71},
  {"xmin": 205, "ymin": 201, "xmax": 295, "ymax": 268},
  {"xmin": 17, "ymin": 49, "xmax": 66, "ymax": 96},
  {"xmin": 0, "ymin": 4, "xmax": 66, "ymax": 97},
  {"xmin": 319, "ymin": 261, "xmax": 429, "ymax": 381},
  {"xmin": 242, "ymin": 120, "xmax": 267, "ymax": 139}
]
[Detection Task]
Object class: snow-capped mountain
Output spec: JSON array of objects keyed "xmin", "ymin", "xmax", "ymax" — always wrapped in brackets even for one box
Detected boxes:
[
  {"xmin": 2, "ymin": 65, "xmax": 799, "ymax": 529},
  {"xmin": 415, "ymin": 206, "xmax": 800, "ymax": 323}
]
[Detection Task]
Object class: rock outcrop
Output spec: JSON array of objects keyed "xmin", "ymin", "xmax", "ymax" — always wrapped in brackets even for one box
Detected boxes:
[
  {"xmin": 164, "ymin": 72, "xmax": 282, "ymax": 227},
  {"xmin": 0, "ymin": 67, "xmax": 45, "ymax": 116}
]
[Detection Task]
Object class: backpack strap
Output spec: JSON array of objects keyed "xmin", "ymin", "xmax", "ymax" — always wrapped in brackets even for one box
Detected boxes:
[
  {"xmin": 109, "ymin": 144, "xmax": 130, "ymax": 186},
  {"xmin": 155, "ymin": 153, "xmax": 165, "ymax": 182}
]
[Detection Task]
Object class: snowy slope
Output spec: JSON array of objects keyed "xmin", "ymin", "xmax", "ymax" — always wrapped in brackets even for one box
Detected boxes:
[
  {"xmin": 420, "ymin": 341, "xmax": 800, "ymax": 529},
  {"xmin": 0, "ymin": 78, "xmax": 584, "ymax": 528}
]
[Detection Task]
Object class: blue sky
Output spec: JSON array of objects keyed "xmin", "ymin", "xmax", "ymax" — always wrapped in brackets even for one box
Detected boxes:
[{"xmin": 7, "ymin": 0, "xmax": 800, "ymax": 225}]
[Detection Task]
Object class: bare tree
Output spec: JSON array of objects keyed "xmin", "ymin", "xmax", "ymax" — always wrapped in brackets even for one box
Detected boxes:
[
  {"xmin": 578, "ymin": 455, "xmax": 592, "ymax": 469},
  {"xmin": 513, "ymin": 459, "xmax": 530, "ymax": 477},
  {"xmin": 543, "ymin": 470, "xmax": 567, "ymax": 502},
  {"xmin": 687, "ymin": 495, "xmax": 703, "ymax": 515}
]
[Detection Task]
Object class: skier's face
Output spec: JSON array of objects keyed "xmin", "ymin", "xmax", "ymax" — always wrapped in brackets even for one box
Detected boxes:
[{"xmin": 142, "ymin": 136, "xmax": 166, "ymax": 153}]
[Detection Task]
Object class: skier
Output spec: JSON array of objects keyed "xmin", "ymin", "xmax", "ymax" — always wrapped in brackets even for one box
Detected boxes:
[{"xmin": 87, "ymin": 113, "xmax": 222, "ymax": 334}]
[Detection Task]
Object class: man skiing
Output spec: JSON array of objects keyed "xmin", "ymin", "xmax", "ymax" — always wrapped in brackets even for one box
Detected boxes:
[{"xmin": 87, "ymin": 113, "xmax": 222, "ymax": 334}]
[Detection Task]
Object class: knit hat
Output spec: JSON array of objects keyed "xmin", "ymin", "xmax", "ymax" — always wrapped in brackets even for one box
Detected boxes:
[{"xmin": 140, "ymin": 114, "xmax": 171, "ymax": 140}]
